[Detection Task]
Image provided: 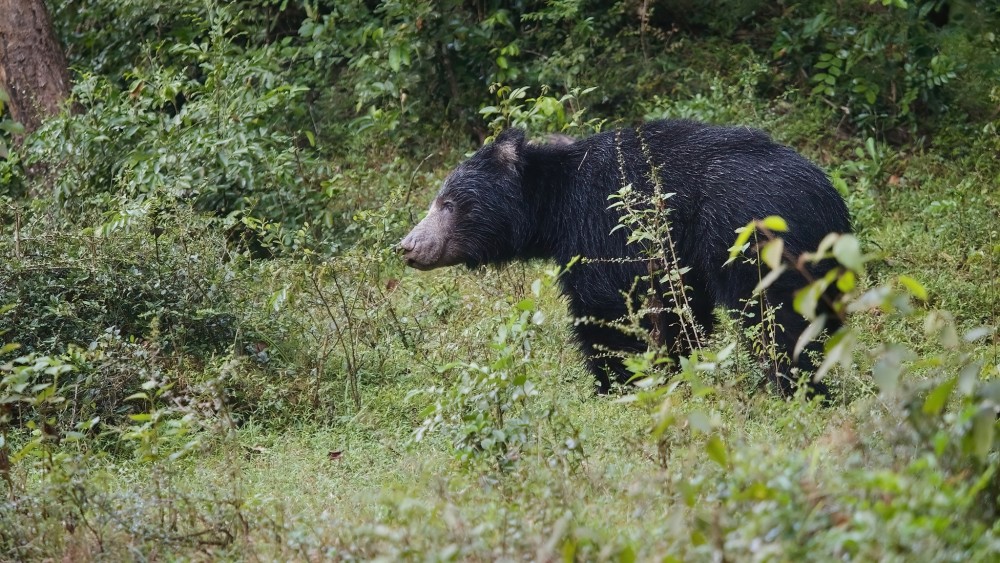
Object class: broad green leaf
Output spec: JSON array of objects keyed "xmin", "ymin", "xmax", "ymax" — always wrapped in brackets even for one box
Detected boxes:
[
  {"xmin": 760, "ymin": 216, "xmax": 789, "ymax": 232},
  {"xmin": 836, "ymin": 269, "xmax": 856, "ymax": 293},
  {"xmin": 0, "ymin": 121, "xmax": 24, "ymax": 135},
  {"xmin": 794, "ymin": 282, "xmax": 823, "ymax": 319},
  {"xmin": 866, "ymin": 137, "xmax": 878, "ymax": 161},
  {"xmin": 898, "ymin": 275, "xmax": 927, "ymax": 301},
  {"xmin": 922, "ymin": 378, "xmax": 956, "ymax": 416},
  {"xmin": 833, "ymin": 234, "xmax": 863, "ymax": 272},
  {"xmin": 761, "ymin": 238, "xmax": 785, "ymax": 269},
  {"xmin": 388, "ymin": 45, "xmax": 401, "ymax": 72},
  {"xmin": 706, "ymin": 434, "xmax": 728, "ymax": 468},
  {"xmin": 968, "ymin": 409, "xmax": 995, "ymax": 462}
]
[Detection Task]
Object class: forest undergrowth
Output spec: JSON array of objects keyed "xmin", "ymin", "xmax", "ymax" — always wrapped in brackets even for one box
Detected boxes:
[{"xmin": 1, "ymin": 1, "xmax": 999, "ymax": 560}]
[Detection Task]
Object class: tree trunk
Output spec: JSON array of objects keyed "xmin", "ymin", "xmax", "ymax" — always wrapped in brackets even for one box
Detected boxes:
[{"xmin": 0, "ymin": 0, "xmax": 71, "ymax": 133}]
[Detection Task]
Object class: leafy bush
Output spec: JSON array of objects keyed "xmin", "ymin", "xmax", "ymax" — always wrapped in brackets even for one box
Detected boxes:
[
  {"xmin": 0, "ymin": 204, "xmax": 252, "ymax": 356},
  {"xmin": 771, "ymin": 0, "xmax": 999, "ymax": 134},
  {"xmin": 22, "ymin": 25, "xmax": 330, "ymax": 235}
]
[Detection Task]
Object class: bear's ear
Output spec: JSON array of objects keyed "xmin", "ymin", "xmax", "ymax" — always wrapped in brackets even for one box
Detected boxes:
[{"xmin": 492, "ymin": 128, "xmax": 526, "ymax": 167}]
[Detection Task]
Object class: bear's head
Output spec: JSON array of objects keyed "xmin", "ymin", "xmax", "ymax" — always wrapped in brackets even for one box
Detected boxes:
[{"xmin": 399, "ymin": 128, "xmax": 532, "ymax": 270}]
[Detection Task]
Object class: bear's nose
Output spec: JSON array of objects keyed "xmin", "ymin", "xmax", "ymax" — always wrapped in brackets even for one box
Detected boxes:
[{"xmin": 398, "ymin": 236, "xmax": 415, "ymax": 254}]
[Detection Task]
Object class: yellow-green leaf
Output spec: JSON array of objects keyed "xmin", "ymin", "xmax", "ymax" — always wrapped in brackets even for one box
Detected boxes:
[
  {"xmin": 726, "ymin": 222, "xmax": 756, "ymax": 265},
  {"xmin": 836, "ymin": 269, "xmax": 856, "ymax": 293},
  {"xmin": 706, "ymin": 434, "xmax": 729, "ymax": 468},
  {"xmin": 898, "ymin": 275, "xmax": 927, "ymax": 301},
  {"xmin": 761, "ymin": 238, "xmax": 785, "ymax": 270},
  {"xmin": 760, "ymin": 216, "xmax": 789, "ymax": 232}
]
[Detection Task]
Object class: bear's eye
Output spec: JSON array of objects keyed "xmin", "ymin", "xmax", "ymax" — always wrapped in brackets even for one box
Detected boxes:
[{"xmin": 442, "ymin": 201, "xmax": 455, "ymax": 213}]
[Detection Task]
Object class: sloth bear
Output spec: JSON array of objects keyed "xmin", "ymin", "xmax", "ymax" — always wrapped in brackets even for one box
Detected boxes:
[{"xmin": 400, "ymin": 120, "xmax": 851, "ymax": 397}]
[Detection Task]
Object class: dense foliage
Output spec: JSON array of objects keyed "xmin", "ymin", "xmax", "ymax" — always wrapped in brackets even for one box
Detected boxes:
[{"xmin": 1, "ymin": 0, "xmax": 998, "ymax": 559}]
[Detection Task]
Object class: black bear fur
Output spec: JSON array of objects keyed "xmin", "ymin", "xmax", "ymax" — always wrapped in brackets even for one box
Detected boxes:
[{"xmin": 400, "ymin": 120, "xmax": 851, "ymax": 397}]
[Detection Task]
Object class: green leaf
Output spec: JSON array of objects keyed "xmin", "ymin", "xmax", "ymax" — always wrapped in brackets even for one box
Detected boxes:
[
  {"xmin": 760, "ymin": 216, "xmax": 789, "ymax": 232},
  {"xmin": 794, "ymin": 282, "xmax": 823, "ymax": 318},
  {"xmin": 968, "ymin": 409, "xmax": 995, "ymax": 462},
  {"xmin": 705, "ymin": 434, "xmax": 728, "ymax": 468},
  {"xmin": 531, "ymin": 310, "xmax": 545, "ymax": 325},
  {"xmin": 726, "ymin": 222, "xmax": 756, "ymax": 265},
  {"xmin": 836, "ymin": 269, "xmax": 856, "ymax": 293},
  {"xmin": 761, "ymin": 238, "xmax": 785, "ymax": 269},
  {"xmin": 922, "ymin": 378, "xmax": 956, "ymax": 416},
  {"xmin": 898, "ymin": 275, "xmax": 927, "ymax": 301},
  {"xmin": 269, "ymin": 286, "xmax": 289, "ymax": 312},
  {"xmin": 388, "ymin": 45, "xmax": 402, "ymax": 72},
  {"xmin": 0, "ymin": 120, "xmax": 24, "ymax": 135},
  {"xmin": 832, "ymin": 234, "xmax": 864, "ymax": 272},
  {"xmin": 865, "ymin": 137, "xmax": 878, "ymax": 161}
]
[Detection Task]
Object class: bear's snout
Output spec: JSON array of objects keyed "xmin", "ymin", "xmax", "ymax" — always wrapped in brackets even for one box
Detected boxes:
[
  {"xmin": 400, "ymin": 204, "xmax": 465, "ymax": 270},
  {"xmin": 399, "ymin": 227, "xmax": 441, "ymax": 270}
]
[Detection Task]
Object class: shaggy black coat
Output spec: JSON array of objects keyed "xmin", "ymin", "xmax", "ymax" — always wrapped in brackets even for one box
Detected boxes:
[{"xmin": 402, "ymin": 119, "xmax": 851, "ymax": 396}]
